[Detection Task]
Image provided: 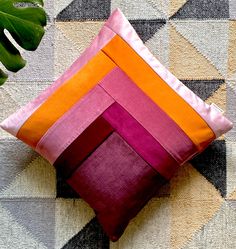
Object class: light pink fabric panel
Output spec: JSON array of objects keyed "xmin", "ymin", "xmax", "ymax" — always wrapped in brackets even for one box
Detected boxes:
[
  {"xmin": 1, "ymin": 8, "xmax": 233, "ymax": 139},
  {"xmin": 0, "ymin": 26, "xmax": 116, "ymax": 136},
  {"xmin": 99, "ymin": 67, "xmax": 198, "ymax": 164},
  {"xmin": 35, "ymin": 85, "xmax": 114, "ymax": 164},
  {"xmin": 104, "ymin": 8, "xmax": 233, "ymax": 138}
]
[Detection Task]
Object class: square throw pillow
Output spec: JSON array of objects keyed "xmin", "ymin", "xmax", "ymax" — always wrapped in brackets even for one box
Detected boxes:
[{"xmin": 0, "ymin": 8, "xmax": 233, "ymax": 241}]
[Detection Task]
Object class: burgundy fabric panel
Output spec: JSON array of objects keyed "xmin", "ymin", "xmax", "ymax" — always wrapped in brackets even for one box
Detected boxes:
[
  {"xmin": 99, "ymin": 67, "xmax": 198, "ymax": 164},
  {"xmin": 67, "ymin": 132, "xmax": 167, "ymax": 241},
  {"xmin": 54, "ymin": 116, "xmax": 113, "ymax": 178},
  {"xmin": 102, "ymin": 102, "xmax": 179, "ymax": 180}
]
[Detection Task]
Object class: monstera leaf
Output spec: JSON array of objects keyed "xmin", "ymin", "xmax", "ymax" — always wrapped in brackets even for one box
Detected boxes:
[{"xmin": 0, "ymin": 0, "xmax": 46, "ymax": 85}]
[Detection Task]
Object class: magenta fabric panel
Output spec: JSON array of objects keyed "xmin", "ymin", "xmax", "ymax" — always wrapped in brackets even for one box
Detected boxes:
[
  {"xmin": 104, "ymin": 8, "xmax": 233, "ymax": 138},
  {"xmin": 1, "ymin": 8, "xmax": 232, "ymax": 139},
  {"xmin": 36, "ymin": 85, "xmax": 114, "ymax": 164},
  {"xmin": 102, "ymin": 102, "xmax": 179, "ymax": 179},
  {"xmin": 67, "ymin": 132, "xmax": 167, "ymax": 241},
  {"xmin": 54, "ymin": 116, "xmax": 113, "ymax": 179},
  {"xmin": 1, "ymin": 8, "xmax": 233, "ymax": 139},
  {"xmin": 99, "ymin": 67, "xmax": 198, "ymax": 164}
]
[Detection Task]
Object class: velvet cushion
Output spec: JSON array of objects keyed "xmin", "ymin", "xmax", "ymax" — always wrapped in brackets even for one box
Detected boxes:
[{"xmin": 0, "ymin": 8, "xmax": 233, "ymax": 241}]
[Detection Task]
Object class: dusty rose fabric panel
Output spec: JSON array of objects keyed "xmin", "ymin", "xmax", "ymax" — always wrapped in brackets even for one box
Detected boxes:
[
  {"xmin": 102, "ymin": 102, "xmax": 179, "ymax": 179},
  {"xmin": 1, "ymin": 8, "xmax": 232, "ymax": 141},
  {"xmin": 104, "ymin": 8, "xmax": 233, "ymax": 138},
  {"xmin": 54, "ymin": 116, "xmax": 113, "ymax": 179},
  {"xmin": 35, "ymin": 85, "xmax": 114, "ymax": 164},
  {"xmin": 67, "ymin": 132, "xmax": 167, "ymax": 241},
  {"xmin": 99, "ymin": 67, "xmax": 198, "ymax": 165},
  {"xmin": 0, "ymin": 26, "xmax": 116, "ymax": 137},
  {"xmin": 0, "ymin": 8, "xmax": 232, "ymax": 141}
]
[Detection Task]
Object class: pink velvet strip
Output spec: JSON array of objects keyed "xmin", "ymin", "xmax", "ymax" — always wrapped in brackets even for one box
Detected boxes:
[
  {"xmin": 1, "ymin": 8, "xmax": 232, "ymax": 139},
  {"xmin": 99, "ymin": 67, "xmax": 197, "ymax": 165},
  {"xmin": 35, "ymin": 85, "xmax": 114, "ymax": 164},
  {"xmin": 0, "ymin": 26, "xmax": 116, "ymax": 136},
  {"xmin": 54, "ymin": 116, "xmax": 114, "ymax": 179},
  {"xmin": 104, "ymin": 9, "xmax": 233, "ymax": 138},
  {"xmin": 102, "ymin": 102, "xmax": 179, "ymax": 179}
]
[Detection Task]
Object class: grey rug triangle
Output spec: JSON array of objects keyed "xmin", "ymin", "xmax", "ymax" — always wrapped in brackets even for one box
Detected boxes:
[
  {"xmin": 181, "ymin": 79, "xmax": 224, "ymax": 101},
  {"xmin": 170, "ymin": 0, "xmax": 229, "ymax": 19},
  {"xmin": 190, "ymin": 140, "xmax": 226, "ymax": 197},
  {"xmin": 130, "ymin": 19, "xmax": 166, "ymax": 43},
  {"xmin": 56, "ymin": 0, "xmax": 111, "ymax": 21},
  {"xmin": 61, "ymin": 217, "xmax": 109, "ymax": 249},
  {"xmin": 0, "ymin": 139, "xmax": 38, "ymax": 191},
  {"xmin": 1, "ymin": 199, "xmax": 55, "ymax": 248}
]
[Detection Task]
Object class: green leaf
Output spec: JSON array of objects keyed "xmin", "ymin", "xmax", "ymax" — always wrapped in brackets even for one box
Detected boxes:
[
  {"xmin": 0, "ymin": 68, "xmax": 8, "ymax": 85},
  {"xmin": 0, "ymin": 0, "xmax": 46, "ymax": 83}
]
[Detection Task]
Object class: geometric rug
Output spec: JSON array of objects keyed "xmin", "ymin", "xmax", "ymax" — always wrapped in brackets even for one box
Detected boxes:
[{"xmin": 0, "ymin": 0, "xmax": 236, "ymax": 248}]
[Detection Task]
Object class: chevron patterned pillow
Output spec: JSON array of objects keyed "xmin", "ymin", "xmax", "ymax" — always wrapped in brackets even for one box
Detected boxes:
[{"xmin": 0, "ymin": 8, "xmax": 233, "ymax": 241}]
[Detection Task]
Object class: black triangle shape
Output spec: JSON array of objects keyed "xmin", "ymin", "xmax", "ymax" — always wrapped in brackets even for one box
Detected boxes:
[
  {"xmin": 181, "ymin": 79, "xmax": 224, "ymax": 101},
  {"xmin": 129, "ymin": 19, "xmax": 166, "ymax": 43},
  {"xmin": 61, "ymin": 217, "xmax": 109, "ymax": 249},
  {"xmin": 171, "ymin": 0, "xmax": 229, "ymax": 19},
  {"xmin": 190, "ymin": 140, "xmax": 226, "ymax": 197},
  {"xmin": 56, "ymin": 168, "xmax": 80, "ymax": 198},
  {"xmin": 57, "ymin": 0, "xmax": 111, "ymax": 21}
]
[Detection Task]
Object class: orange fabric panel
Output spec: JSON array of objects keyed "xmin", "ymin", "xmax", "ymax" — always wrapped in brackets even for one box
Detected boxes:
[
  {"xmin": 102, "ymin": 35, "xmax": 215, "ymax": 150},
  {"xmin": 17, "ymin": 51, "xmax": 116, "ymax": 148}
]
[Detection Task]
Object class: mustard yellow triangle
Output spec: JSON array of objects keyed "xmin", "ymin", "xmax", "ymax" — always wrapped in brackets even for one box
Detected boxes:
[
  {"xmin": 205, "ymin": 83, "xmax": 226, "ymax": 112},
  {"xmin": 170, "ymin": 163, "xmax": 223, "ymax": 249},
  {"xmin": 54, "ymin": 26, "xmax": 81, "ymax": 78},
  {"xmin": 169, "ymin": 0, "xmax": 188, "ymax": 16},
  {"xmin": 169, "ymin": 25, "xmax": 222, "ymax": 79},
  {"xmin": 228, "ymin": 21, "xmax": 236, "ymax": 78},
  {"xmin": 56, "ymin": 22, "xmax": 104, "ymax": 53},
  {"xmin": 215, "ymin": 135, "xmax": 225, "ymax": 141},
  {"xmin": 228, "ymin": 189, "xmax": 236, "ymax": 200}
]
